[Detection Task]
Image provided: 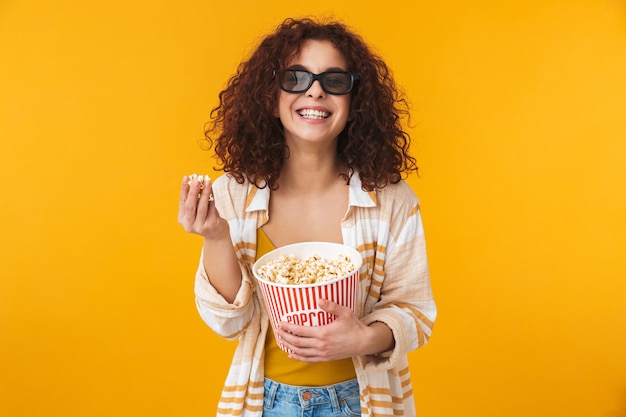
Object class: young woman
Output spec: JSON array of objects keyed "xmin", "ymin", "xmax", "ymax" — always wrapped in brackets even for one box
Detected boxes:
[{"xmin": 178, "ymin": 17, "xmax": 436, "ymax": 417}]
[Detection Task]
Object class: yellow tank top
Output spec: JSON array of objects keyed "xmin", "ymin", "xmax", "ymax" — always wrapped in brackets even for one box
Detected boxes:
[{"xmin": 257, "ymin": 227, "xmax": 356, "ymax": 386}]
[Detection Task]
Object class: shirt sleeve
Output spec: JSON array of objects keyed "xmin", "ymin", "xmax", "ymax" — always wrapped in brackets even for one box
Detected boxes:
[
  {"xmin": 358, "ymin": 189, "xmax": 437, "ymax": 370},
  {"xmin": 194, "ymin": 251, "xmax": 257, "ymax": 340},
  {"xmin": 193, "ymin": 175, "xmax": 260, "ymax": 340}
]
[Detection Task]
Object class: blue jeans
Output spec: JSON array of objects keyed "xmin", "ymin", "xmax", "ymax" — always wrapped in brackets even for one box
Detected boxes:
[{"xmin": 263, "ymin": 377, "xmax": 361, "ymax": 416}]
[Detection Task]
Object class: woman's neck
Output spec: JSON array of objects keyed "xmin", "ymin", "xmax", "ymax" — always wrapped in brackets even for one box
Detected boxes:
[{"xmin": 278, "ymin": 151, "xmax": 346, "ymax": 195}]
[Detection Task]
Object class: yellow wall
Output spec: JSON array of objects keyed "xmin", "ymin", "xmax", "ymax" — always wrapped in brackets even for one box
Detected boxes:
[{"xmin": 1, "ymin": 1, "xmax": 625, "ymax": 416}]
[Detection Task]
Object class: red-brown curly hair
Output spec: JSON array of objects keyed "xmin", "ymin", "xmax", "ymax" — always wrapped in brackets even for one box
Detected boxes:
[{"xmin": 204, "ymin": 17, "xmax": 418, "ymax": 191}]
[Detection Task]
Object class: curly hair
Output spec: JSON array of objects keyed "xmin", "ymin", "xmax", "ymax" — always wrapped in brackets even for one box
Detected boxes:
[{"xmin": 204, "ymin": 17, "xmax": 418, "ymax": 191}]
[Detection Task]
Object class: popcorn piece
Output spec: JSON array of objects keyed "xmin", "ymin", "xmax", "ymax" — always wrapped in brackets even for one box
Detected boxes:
[
  {"xmin": 187, "ymin": 173, "xmax": 211, "ymax": 188},
  {"xmin": 257, "ymin": 253, "xmax": 355, "ymax": 285}
]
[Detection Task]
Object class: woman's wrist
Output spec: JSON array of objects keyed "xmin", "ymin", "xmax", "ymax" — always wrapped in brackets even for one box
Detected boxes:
[{"xmin": 363, "ymin": 321, "xmax": 395, "ymax": 356}]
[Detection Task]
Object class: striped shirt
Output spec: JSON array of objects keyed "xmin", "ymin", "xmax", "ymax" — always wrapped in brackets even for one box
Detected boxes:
[{"xmin": 194, "ymin": 173, "xmax": 436, "ymax": 416}]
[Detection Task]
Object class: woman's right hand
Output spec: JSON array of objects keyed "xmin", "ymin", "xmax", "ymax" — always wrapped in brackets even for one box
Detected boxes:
[{"xmin": 178, "ymin": 175, "xmax": 229, "ymax": 240}]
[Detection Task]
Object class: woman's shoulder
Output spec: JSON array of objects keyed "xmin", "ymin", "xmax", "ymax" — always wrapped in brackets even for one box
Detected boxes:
[
  {"xmin": 376, "ymin": 179, "xmax": 421, "ymax": 207},
  {"xmin": 209, "ymin": 174, "xmax": 252, "ymax": 221},
  {"xmin": 213, "ymin": 173, "xmax": 249, "ymax": 193},
  {"xmin": 212, "ymin": 173, "xmax": 269, "ymax": 214}
]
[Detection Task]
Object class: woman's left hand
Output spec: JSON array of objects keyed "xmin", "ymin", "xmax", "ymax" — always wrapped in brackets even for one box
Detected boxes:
[{"xmin": 275, "ymin": 299, "xmax": 393, "ymax": 362}]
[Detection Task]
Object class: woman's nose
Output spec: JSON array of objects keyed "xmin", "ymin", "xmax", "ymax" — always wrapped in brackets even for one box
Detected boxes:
[{"xmin": 306, "ymin": 79, "xmax": 325, "ymax": 97}]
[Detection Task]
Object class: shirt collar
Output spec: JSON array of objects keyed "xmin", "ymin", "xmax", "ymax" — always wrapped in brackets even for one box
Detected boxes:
[{"xmin": 348, "ymin": 174, "xmax": 377, "ymax": 208}]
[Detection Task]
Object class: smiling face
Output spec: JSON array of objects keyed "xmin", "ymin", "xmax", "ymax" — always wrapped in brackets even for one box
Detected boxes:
[{"xmin": 276, "ymin": 40, "xmax": 352, "ymax": 150}]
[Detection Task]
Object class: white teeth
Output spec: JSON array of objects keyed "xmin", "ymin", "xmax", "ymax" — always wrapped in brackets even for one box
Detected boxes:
[{"xmin": 298, "ymin": 109, "xmax": 329, "ymax": 119}]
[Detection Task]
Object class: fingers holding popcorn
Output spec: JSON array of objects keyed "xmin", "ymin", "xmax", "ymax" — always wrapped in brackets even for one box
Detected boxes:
[
  {"xmin": 178, "ymin": 174, "xmax": 220, "ymax": 236},
  {"xmin": 194, "ymin": 175, "xmax": 216, "ymax": 219},
  {"xmin": 179, "ymin": 175, "xmax": 199, "ymax": 222},
  {"xmin": 186, "ymin": 173, "xmax": 214, "ymax": 200}
]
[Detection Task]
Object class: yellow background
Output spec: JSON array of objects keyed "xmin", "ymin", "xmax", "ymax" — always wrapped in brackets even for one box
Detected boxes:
[{"xmin": 1, "ymin": 1, "xmax": 625, "ymax": 416}]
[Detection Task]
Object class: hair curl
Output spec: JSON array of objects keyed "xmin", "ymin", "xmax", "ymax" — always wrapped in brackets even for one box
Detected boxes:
[{"xmin": 204, "ymin": 17, "xmax": 418, "ymax": 191}]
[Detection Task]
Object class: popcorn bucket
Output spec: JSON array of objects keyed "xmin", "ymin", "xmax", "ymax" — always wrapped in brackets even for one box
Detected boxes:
[{"xmin": 252, "ymin": 242, "xmax": 362, "ymax": 352}]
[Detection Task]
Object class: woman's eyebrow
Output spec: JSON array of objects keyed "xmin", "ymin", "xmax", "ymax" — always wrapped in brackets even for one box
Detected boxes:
[
  {"xmin": 286, "ymin": 64, "xmax": 307, "ymax": 70},
  {"xmin": 285, "ymin": 65, "xmax": 348, "ymax": 72}
]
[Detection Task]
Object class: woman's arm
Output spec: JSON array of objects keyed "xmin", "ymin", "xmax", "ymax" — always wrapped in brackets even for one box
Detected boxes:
[{"xmin": 178, "ymin": 175, "xmax": 242, "ymax": 303}]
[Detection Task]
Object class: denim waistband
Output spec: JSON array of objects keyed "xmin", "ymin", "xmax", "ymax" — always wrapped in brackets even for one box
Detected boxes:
[{"xmin": 264, "ymin": 377, "xmax": 359, "ymax": 411}]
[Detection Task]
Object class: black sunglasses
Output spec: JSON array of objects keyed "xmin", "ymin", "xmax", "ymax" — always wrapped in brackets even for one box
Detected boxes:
[{"xmin": 274, "ymin": 69, "xmax": 359, "ymax": 95}]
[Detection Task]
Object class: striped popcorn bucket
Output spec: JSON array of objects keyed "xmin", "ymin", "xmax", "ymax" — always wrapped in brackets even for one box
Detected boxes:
[{"xmin": 253, "ymin": 242, "xmax": 362, "ymax": 352}]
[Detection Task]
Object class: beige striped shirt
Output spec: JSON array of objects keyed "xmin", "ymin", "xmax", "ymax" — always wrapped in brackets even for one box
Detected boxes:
[{"xmin": 195, "ymin": 173, "xmax": 436, "ymax": 416}]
